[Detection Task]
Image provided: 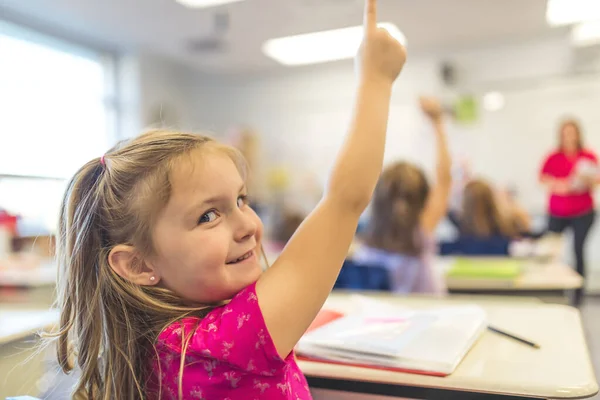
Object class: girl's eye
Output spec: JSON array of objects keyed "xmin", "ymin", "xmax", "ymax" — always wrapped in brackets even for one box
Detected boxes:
[
  {"xmin": 198, "ymin": 210, "xmax": 218, "ymax": 224},
  {"xmin": 237, "ymin": 195, "xmax": 249, "ymax": 208}
]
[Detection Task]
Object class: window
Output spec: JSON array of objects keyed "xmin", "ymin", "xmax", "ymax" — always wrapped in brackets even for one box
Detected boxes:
[
  {"xmin": 0, "ymin": 20, "xmax": 116, "ymax": 179},
  {"xmin": 0, "ymin": 21, "xmax": 116, "ymax": 234}
]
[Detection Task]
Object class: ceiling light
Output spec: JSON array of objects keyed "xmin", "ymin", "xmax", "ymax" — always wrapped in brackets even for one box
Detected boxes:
[
  {"xmin": 483, "ymin": 92, "xmax": 505, "ymax": 112},
  {"xmin": 175, "ymin": 0, "xmax": 245, "ymax": 9},
  {"xmin": 262, "ymin": 23, "xmax": 406, "ymax": 66},
  {"xmin": 571, "ymin": 20, "xmax": 600, "ymax": 46},
  {"xmin": 546, "ymin": 0, "xmax": 600, "ymax": 26}
]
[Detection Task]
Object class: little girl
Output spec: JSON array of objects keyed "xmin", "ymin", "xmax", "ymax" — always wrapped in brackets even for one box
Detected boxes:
[
  {"xmin": 51, "ymin": 1, "xmax": 406, "ymax": 398},
  {"xmin": 443, "ymin": 179, "xmax": 519, "ymax": 256},
  {"xmin": 353, "ymin": 97, "xmax": 451, "ymax": 294}
]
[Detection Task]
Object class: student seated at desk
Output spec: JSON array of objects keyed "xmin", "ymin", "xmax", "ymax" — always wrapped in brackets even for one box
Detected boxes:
[
  {"xmin": 497, "ymin": 186, "xmax": 535, "ymax": 236},
  {"xmin": 351, "ymin": 97, "xmax": 451, "ymax": 295},
  {"xmin": 266, "ymin": 210, "xmax": 305, "ymax": 253},
  {"xmin": 442, "ymin": 179, "xmax": 519, "ymax": 256}
]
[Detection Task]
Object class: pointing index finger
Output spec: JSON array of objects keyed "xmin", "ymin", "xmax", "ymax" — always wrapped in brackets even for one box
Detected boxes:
[{"xmin": 364, "ymin": 0, "xmax": 377, "ymax": 33}]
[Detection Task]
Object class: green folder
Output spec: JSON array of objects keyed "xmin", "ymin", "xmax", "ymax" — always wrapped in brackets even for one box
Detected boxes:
[{"xmin": 447, "ymin": 258, "xmax": 522, "ymax": 279}]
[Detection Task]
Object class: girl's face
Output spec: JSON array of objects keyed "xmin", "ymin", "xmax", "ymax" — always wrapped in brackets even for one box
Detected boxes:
[{"xmin": 149, "ymin": 150, "xmax": 264, "ymax": 303}]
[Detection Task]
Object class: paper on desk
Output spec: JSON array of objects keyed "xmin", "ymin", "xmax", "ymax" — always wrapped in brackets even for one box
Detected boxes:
[
  {"xmin": 348, "ymin": 294, "xmax": 414, "ymax": 318},
  {"xmin": 348, "ymin": 294, "xmax": 487, "ymax": 320}
]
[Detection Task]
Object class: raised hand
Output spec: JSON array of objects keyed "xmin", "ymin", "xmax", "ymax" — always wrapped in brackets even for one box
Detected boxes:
[
  {"xmin": 358, "ymin": 0, "xmax": 407, "ymax": 84},
  {"xmin": 255, "ymin": 0, "xmax": 408, "ymax": 364},
  {"xmin": 420, "ymin": 96, "xmax": 443, "ymax": 122}
]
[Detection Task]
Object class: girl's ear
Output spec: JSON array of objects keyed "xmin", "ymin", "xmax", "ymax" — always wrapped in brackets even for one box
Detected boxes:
[{"xmin": 108, "ymin": 245, "xmax": 160, "ymax": 286}]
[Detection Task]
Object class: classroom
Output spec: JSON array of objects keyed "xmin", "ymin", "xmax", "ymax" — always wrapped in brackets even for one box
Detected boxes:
[{"xmin": 1, "ymin": 0, "xmax": 599, "ymax": 399}]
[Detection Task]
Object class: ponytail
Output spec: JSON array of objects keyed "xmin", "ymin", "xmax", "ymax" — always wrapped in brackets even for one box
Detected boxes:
[{"xmin": 55, "ymin": 158, "xmax": 107, "ymax": 397}]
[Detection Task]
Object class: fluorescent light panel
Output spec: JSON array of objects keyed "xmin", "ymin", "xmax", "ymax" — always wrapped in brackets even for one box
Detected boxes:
[
  {"xmin": 546, "ymin": 0, "xmax": 600, "ymax": 26},
  {"xmin": 483, "ymin": 92, "xmax": 505, "ymax": 112},
  {"xmin": 571, "ymin": 20, "xmax": 600, "ymax": 46},
  {"xmin": 175, "ymin": 0, "xmax": 245, "ymax": 9},
  {"xmin": 262, "ymin": 23, "xmax": 406, "ymax": 66}
]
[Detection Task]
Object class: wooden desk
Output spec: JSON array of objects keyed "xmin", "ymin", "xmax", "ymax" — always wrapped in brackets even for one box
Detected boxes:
[
  {"xmin": 439, "ymin": 258, "xmax": 583, "ymax": 304},
  {"xmin": 267, "ymin": 245, "xmax": 581, "ymax": 303},
  {"xmin": 439, "ymin": 259, "xmax": 583, "ymax": 291},
  {"xmin": 300, "ymin": 294, "xmax": 598, "ymax": 399},
  {"xmin": 0, "ymin": 309, "xmax": 59, "ymax": 399}
]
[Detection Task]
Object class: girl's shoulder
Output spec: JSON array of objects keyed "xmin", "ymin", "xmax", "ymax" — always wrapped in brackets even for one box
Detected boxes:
[{"xmin": 153, "ymin": 281, "xmax": 293, "ymax": 375}]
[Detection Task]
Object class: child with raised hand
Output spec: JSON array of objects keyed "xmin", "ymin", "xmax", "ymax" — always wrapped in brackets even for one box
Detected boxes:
[
  {"xmin": 52, "ymin": 0, "xmax": 406, "ymax": 398},
  {"xmin": 444, "ymin": 179, "xmax": 519, "ymax": 255},
  {"xmin": 356, "ymin": 97, "xmax": 452, "ymax": 294}
]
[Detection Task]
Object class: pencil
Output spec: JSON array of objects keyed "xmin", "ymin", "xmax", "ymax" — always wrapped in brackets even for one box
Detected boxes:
[{"xmin": 487, "ymin": 325, "xmax": 540, "ymax": 349}]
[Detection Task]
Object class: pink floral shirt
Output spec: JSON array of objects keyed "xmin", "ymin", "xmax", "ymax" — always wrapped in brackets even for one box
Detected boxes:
[{"xmin": 148, "ymin": 282, "xmax": 312, "ymax": 399}]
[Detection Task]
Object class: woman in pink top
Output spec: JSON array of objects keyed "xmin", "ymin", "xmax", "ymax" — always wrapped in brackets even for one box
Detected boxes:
[
  {"xmin": 47, "ymin": 2, "xmax": 407, "ymax": 398},
  {"xmin": 540, "ymin": 119, "xmax": 598, "ymax": 305}
]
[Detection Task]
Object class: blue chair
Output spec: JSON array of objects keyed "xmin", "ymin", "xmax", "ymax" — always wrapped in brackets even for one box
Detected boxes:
[
  {"xmin": 439, "ymin": 236, "xmax": 511, "ymax": 256},
  {"xmin": 334, "ymin": 259, "xmax": 391, "ymax": 291}
]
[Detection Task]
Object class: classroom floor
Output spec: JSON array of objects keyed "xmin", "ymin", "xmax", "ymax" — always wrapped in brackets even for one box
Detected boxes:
[{"xmin": 39, "ymin": 296, "xmax": 600, "ymax": 400}]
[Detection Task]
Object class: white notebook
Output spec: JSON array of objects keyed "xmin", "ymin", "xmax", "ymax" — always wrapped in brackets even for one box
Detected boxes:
[{"xmin": 297, "ymin": 305, "xmax": 487, "ymax": 376}]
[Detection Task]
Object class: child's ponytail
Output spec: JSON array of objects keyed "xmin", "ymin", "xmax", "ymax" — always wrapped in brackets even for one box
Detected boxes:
[{"xmin": 55, "ymin": 158, "xmax": 108, "ymax": 398}]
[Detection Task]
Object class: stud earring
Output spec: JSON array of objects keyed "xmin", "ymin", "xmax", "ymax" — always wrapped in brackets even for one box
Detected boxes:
[{"xmin": 150, "ymin": 276, "xmax": 156, "ymax": 282}]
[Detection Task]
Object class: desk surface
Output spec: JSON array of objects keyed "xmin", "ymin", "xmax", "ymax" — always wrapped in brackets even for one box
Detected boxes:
[
  {"xmin": 439, "ymin": 258, "xmax": 583, "ymax": 291},
  {"xmin": 0, "ymin": 296, "xmax": 595, "ymax": 398},
  {"xmin": 0, "ymin": 255, "xmax": 56, "ymax": 287},
  {"xmin": 268, "ymin": 245, "xmax": 583, "ymax": 292},
  {"xmin": 299, "ymin": 294, "xmax": 598, "ymax": 399},
  {"xmin": 0, "ymin": 309, "xmax": 59, "ymax": 345}
]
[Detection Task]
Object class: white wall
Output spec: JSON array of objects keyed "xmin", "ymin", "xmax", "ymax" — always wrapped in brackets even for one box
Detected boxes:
[
  {"xmin": 117, "ymin": 53, "xmax": 225, "ymax": 139},
  {"xmin": 186, "ymin": 37, "xmax": 600, "ymax": 203},
  {"xmin": 182, "ymin": 37, "xmax": 600, "ymax": 276},
  {"xmin": 187, "ymin": 55, "xmax": 444, "ymax": 198}
]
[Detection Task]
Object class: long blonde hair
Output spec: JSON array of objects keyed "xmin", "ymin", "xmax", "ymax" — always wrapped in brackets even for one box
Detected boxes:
[
  {"xmin": 49, "ymin": 130, "xmax": 247, "ymax": 399},
  {"xmin": 461, "ymin": 179, "xmax": 516, "ymax": 238},
  {"xmin": 364, "ymin": 162, "xmax": 430, "ymax": 257}
]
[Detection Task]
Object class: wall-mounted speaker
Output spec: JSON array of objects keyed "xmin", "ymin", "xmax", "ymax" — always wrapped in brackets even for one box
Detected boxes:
[{"xmin": 441, "ymin": 61, "xmax": 457, "ymax": 86}]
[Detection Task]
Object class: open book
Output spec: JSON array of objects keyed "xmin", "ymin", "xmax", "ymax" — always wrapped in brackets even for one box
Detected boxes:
[{"xmin": 297, "ymin": 304, "xmax": 487, "ymax": 376}]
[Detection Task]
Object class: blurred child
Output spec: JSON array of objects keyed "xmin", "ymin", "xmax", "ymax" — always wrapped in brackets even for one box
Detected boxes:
[
  {"xmin": 353, "ymin": 97, "xmax": 452, "ymax": 294},
  {"xmin": 48, "ymin": 1, "xmax": 406, "ymax": 398},
  {"xmin": 268, "ymin": 210, "xmax": 306, "ymax": 252},
  {"xmin": 443, "ymin": 179, "xmax": 518, "ymax": 255},
  {"xmin": 497, "ymin": 185, "xmax": 533, "ymax": 236},
  {"xmin": 228, "ymin": 127, "xmax": 266, "ymax": 215}
]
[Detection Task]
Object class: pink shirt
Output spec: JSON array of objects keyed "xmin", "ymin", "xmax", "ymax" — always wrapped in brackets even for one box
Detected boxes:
[
  {"xmin": 148, "ymin": 282, "xmax": 312, "ymax": 399},
  {"xmin": 541, "ymin": 149, "xmax": 598, "ymax": 217}
]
